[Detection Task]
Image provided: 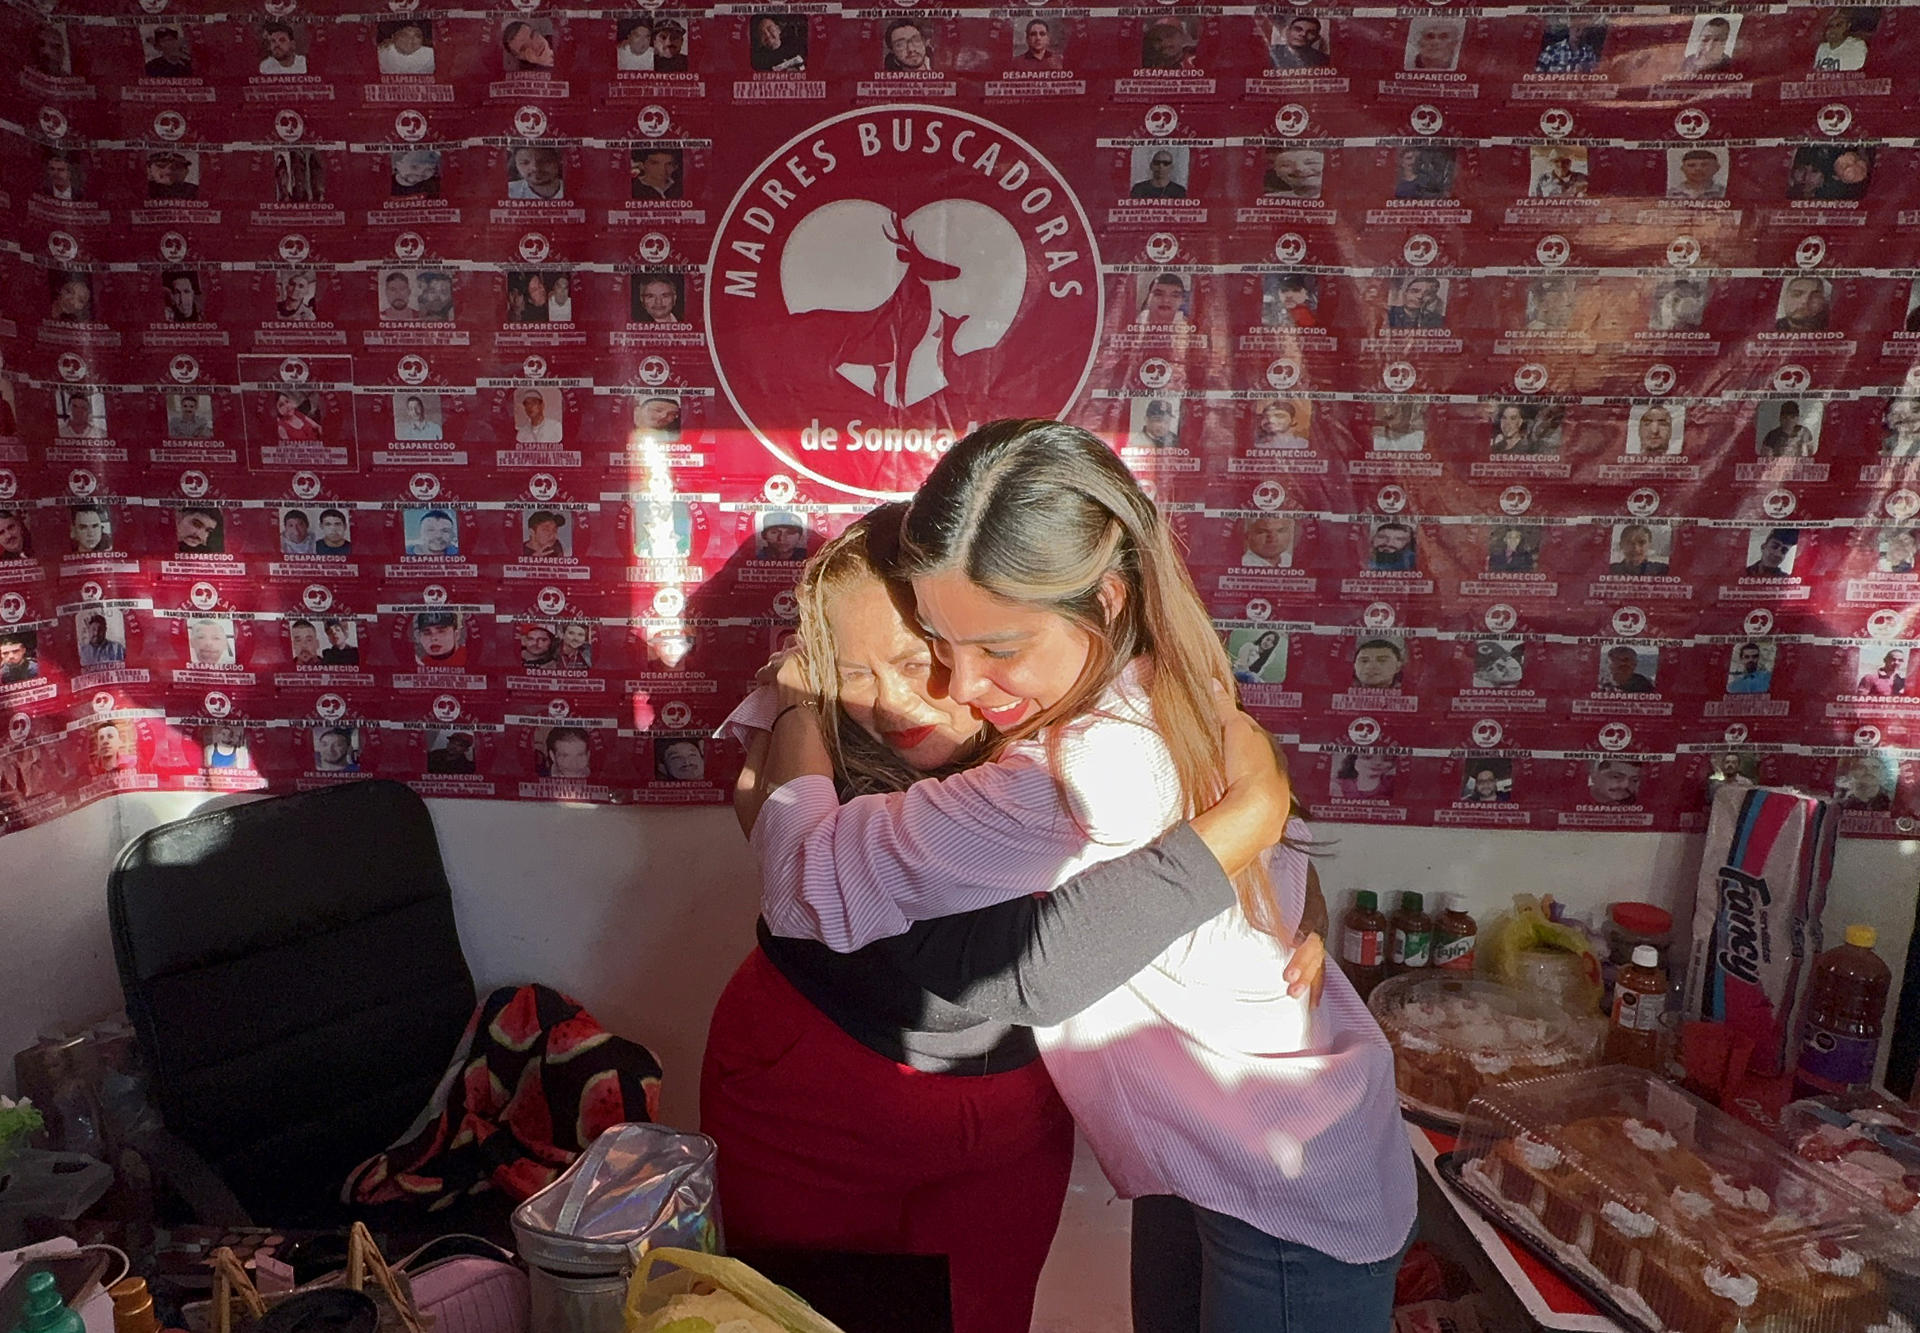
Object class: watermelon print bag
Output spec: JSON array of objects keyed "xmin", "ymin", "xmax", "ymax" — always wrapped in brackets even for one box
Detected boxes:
[{"xmin": 346, "ymin": 985, "xmax": 664, "ymax": 1210}]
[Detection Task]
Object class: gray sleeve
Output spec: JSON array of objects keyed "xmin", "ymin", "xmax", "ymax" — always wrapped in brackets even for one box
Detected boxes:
[{"xmin": 875, "ymin": 822, "xmax": 1237, "ymax": 1026}]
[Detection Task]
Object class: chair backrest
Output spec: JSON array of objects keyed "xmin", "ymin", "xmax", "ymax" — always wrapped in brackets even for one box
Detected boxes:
[{"xmin": 109, "ymin": 781, "xmax": 476, "ymax": 1222}]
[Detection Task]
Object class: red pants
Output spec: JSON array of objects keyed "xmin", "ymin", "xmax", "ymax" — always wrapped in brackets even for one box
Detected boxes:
[{"xmin": 699, "ymin": 947, "xmax": 1076, "ymax": 1333}]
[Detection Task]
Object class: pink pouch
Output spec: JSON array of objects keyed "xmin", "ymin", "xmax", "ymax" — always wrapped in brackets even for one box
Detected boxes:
[{"xmin": 400, "ymin": 1249, "xmax": 529, "ymax": 1333}]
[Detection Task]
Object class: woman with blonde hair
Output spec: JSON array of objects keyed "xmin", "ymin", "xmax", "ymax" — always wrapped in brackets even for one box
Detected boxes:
[
  {"xmin": 707, "ymin": 503, "xmax": 1320, "ymax": 1333},
  {"xmin": 750, "ymin": 420, "xmax": 1413, "ymax": 1331}
]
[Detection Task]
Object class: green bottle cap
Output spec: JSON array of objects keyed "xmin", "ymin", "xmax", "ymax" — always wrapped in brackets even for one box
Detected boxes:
[
  {"xmin": 1355, "ymin": 890, "xmax": 1377, "ymax": 912},
  {"xmin": 1402, "ymin": 891, "xmax": 1424, "ymax": 914},
  {"xmin": 20, "ymin": 1271, "xmax": 85, "ymax": 1333}
]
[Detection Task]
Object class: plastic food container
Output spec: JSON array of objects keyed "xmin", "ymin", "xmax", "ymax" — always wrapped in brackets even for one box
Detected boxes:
[
  {"xmin": 1782, "ymin": 1091, "xmax": 1920, "ymax": 1316},
  {"xmin": 1368, "ymin": 973, "xmax": 1604, "ymax": 1124},
  {"xmin": 1446, "ymin": 1067, "xmax": 1906, "ymax": 1333}
]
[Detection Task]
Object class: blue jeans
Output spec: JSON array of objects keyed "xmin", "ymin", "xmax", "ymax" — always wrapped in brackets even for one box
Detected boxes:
[{"xmin": 1130, "ymin": 1195, "xmax": 1412, "ymax": 1333}]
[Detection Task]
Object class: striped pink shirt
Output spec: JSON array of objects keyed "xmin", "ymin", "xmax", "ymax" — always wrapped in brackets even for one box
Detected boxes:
[{"xmin": 741, "ymin": 668, "xmax": 1417, "ymax": 1261}]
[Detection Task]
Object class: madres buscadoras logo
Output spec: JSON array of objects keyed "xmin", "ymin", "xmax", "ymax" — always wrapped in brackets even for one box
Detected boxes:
[
  {"xmin": 1713, "ymin": 864, "xmax": 1771, "ymax": 990},
  {"xmin": 707, "ymin": 106, "xmax": 1103, "ymax": 499}
]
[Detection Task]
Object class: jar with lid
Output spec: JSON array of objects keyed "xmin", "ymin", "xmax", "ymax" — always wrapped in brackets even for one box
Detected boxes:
[{"xmin": 1603, "ymin": 902, "xmax": 1672, "ymax": 1011}]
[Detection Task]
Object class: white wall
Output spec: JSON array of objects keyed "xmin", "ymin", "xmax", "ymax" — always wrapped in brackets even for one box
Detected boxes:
[{"xmin": 4, "ymin": 793, "xmax": 1916, "ymax": 1123}]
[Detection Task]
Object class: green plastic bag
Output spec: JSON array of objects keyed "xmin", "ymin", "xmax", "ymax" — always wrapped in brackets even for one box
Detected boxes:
[
  {"xmin": 624, "ymin": 1248, "xmax": 848, "ymax": 1333},
  {"xmin": 1481, "ymin": 894, "xmax": 1604, "ymax": 1017}
]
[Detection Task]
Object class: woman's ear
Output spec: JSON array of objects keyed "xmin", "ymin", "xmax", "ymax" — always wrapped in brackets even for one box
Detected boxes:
[{"xmin": 1096, "ymin": 571, "xmax": 1127, "ymax": 625}]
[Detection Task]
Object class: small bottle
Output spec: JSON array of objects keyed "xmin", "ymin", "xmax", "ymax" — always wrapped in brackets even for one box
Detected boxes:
[
  {"xmin": 1604, "ymin": 945, "xmax": 1668, "ymax": 1069},
  {"xmin": 1389, "ymin": 891, "xmax": 1433, "ymax": 975},
  {"xmin": 1340, "ymin": 890, "xmax": 1390, "ymax": 999},
  {"xmin": 1433, "ymin": 894, "xmax": 1478, "ymax": 973},
  {"xmin": 1793, "ymin": 924, "xmax": 1893, "ymax": 1100},
  {"xmin": 14, "ymin": 1271, "xmax": 84, "ymax": 1333},
  {"xmin": 109, "ymin": 1279, "xmax": 158, "ymax": 1333}
]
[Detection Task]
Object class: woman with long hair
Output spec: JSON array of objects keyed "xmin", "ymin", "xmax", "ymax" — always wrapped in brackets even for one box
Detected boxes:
[
  {"xmin": 750, "ymin": 421, "xmax": 1413, "ymax": 1331},
  {"xmin": 708, "ymin": 505, "xmax": 1321, "ymax": 1333}
]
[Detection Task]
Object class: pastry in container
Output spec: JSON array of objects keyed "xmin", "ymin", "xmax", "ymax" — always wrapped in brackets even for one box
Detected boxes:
[
  {"xmin": 1784, "ymin": 1090, "xmax": 1920, "ymax": 1317},
  {"xmin": 1451, "ymin": 1066, "xmax": 1899, "ymax": 1333},
  {"xmin": 1368, "ymin": 972, "xmax": 1602, "ymax": 1122}
]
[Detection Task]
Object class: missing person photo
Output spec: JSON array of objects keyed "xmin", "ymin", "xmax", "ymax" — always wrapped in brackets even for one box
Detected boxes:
[
  {"xmin": 749, "ymin": 14, "xmax": 807, "ymax": 73},
  {"xmin": 49, "ymin": 272, "xmax": 94, "ymax": 323},
  {"xmin": 1350, "ymin": 637, "xmax": 1405, "ymax": 690},
  {"xmin": 1261, "ymin": 273, "xmax": 1321, "ymax": 329},
  {"xmin": 1239, "ymin": 513, "xmax": 1296, "ymax": 568},
  {"xmin": 506, "ymin": 146, "xmax": 565, "ymax": 201},
  {"xmin": 258, "ymin": 19, "xmax": 307, "ymax": 76},
  {"xmin": 633, "ymin": 499, "xmax": 692, "ymax": 559},
  {"xmin": 881, "ymin": 17, "xmax": 936, "ymax": 71},
  {"xmin": 273, "ymin": 148, "xmax": 324, "ymax": 204},
  {"xmin": 75, "ymin": 609, "xmax": 125, "ymax": 670},
  {"xmin": 1885, "ymin": 397, "xmax": 1920, "ymax": 458},
  {"xmin": 1627, "ymin": 403, "xmax": 1684, "ymax": 456},
  {"xmin": 1854, "ymin": 647, "xmax": 1910, "ymax": 697},
  {"xmin": 1405, "ymin": 17, "xmax": 1464, "ymax": 71},
  {"xmin": 55, "ymin": 388, "xmax": 107, "ymax": 440},
  {"xmin": 89, "ymin": 722, "xmax": 136, "ymax": 777},
  {"xmin": 506, "ymin": 271, "xmax": 572, "ymax": 324},
  {"xmin": 141, "ymin": 24, "xmax": 194, "ymax": 79},
  {"xmin": 512, "ymin": 387, "xmax": 563, "ymax": 444},
  {"xmin": 1228, "ymin": 628, "xmax": 1287, "ymax": 685},
  {"xmin": 390, "ymin": 149, "xmax": 441, "ymax": 198},
  {"xmin": 502, "ymin": 18, "xmax": 557, "ymax": 72},
  {"xmin": 537, "ymin": 725, "xmax": 593, "ymax": 779},
  {"xmin": 1647, "ymin": 277, "xmax": 1708, "ymax": 332},
  {"xmin": 68, "ymin": 505, "xmax": 113, "ymax": 556},
  {"xmin": 1472, "ymin": 639, "xmax": 1525, "ymax": 689},
  {"xmin": 312, "ymin": 725, "xmax": 360, "ymax": 772},
  {"xmin": 1813, "ymin": 8, "xmax": 1873, "ymax": 72},
  {"xmin": 1525, "ymin": 277, "xmax": 1578, "ymax": 331},
  {"xmin": 1460, "ymin": 759, "xmax": 1513, "ymax": 803},
  {"xmin": 1487, "ymin": 525, "xmax": 1541, "ymax": 574},
  {"xmin": 200, "ymin": 724, "xmax": 252, "ymax": 772},
  {"xmin": 426, "ymin": 730, "xmax": 477, "ymax": 774},
  {"xmin": 1261, "ymin": 148, "xmax": 1324, "ymax": 201},
  {"xmin": 1681, "ymin": 12, "xmax": 1740, "ymax": 74},
  {"xmin": 276, "ymin": 269, "xmax": 319, "ymax": 322},
  {"xmin": 1597, "ymin": 643, "xmax": 1658, "ymax": 693},
  {"xmin": 1330, "ymin": 752, "xmax": 1398, "ymax": 802},
  {"xmin": 165, "ymin": 392, "xmax": 213, "ymax": 439},
  {"xmin": 1755, "ymin": 399, "xmax": 1821, "ymax": 457},
  {"xmin": 1367, "ymin": 521, "xmax": 1418, "ymax": 572},
  {"xmin": 270, "ymin": 390, "xmax": 324, "ymax": 444},
  {"xmin": 279, "ymin": 509, "xmax": 322, "ymax": 555},
  {"xmin": 313, "ymin": 509, "xmax": 351, "ymax": 556},
  {"xmin": 175, "ymin": 506, "xmax": 224, "ymax": 555},
  {"xmin": 1391, "ymin": 146, "xmax": 1456, "ymax": 200},
  {"xmin": 631, "ymin": 272, "xmax": 686, "ymax": 323},
  {"xmin": 1134, "ymin": 272, "xmax": 1194, "ymax": 329},
  {"xmin": 391, "ymin": 393, "xmax": 443, "ymax": 441},
  {"xmin": 1587, "ymin": 759, "xmax": 1642, "ymax": 806},
  {"xmin": 1667, "ymin": 147, "xmax": 1726, "ymax": 200},
  {"xmin": 654, "ymin": 738, "xmax": 707, "ymax": 782},
  {"xmin": 1773, "ymin": 275, "xmax": 1832, "ymax": 333},
  {"xmin": 404, "ymin": 508, "xmax": 460, "ymax": 558},
  {"xmin": 1129, "ymin": 146, "xmax": 1189, "ymax": 199},
  {"xmin": 376, "ymin": 19, "xmax": 435, "ymax": 75},
  {"xmin": 1264, "ymin": 13, "xmax": 1329, "ymax": 68},
  {"xmin": 1530, "ymin": 147, "xmax": 1589, "ymax": 198},
  {"xmin": 1743, "ymin": 528, "xmax": 1799, "ymax": 578},
  {"xmin": 1835, "ymin": 751, "xmax": 1896, "ymax": 811},
  {"xmin": 146, "ymin": 149, "xmax": 199, "ymax": 200},
  {"xmin": 1140, "ymin": 19, "xmax": 1198, "ymax": 70},
  {"xmin": 412, "ymin": 612, "xmax": 465, "ymax": 667},
  {"xmin": 184, "ymin": 617, "xmax": 234, "ymax": 668},
  {"xmin": 1537, "ymin": 18, "xmax": 1608, "ymax": 75},
  {"xmin": 1725, "ymin": 640, "xmax": 1774, "ymax": 694},
  {"xmin": 39, "ymin": 151, "xmax": 83, "ymax": 202},
  {"xmin": 1607, "ymin": 522, "xmax": 1670, "ymax": 577},
  {"xmin": 1386, "ymin": 276, "xmax": 1447, "ymax": 330},
  {"xmin": 0, "ymin": 630, "xmax": 37, "ymax": 683},
  {"xmin": 630, "ymin": 147, "xmax": 683, "ymax": 201},
  {"xmin": 755, "ymin": 510, "xmax": 809, "ymax": 561},
  {"xmin": 320, "ymin": 618, "xmax": 357, "ymax": 662},
  {"xmin": 1487, "ymin": 402, "xmax": 1562, "ymax": 456},
  {"xmin": 520, "ymin": 509, "xmax": 572, "ymax": 558},
  {"xmin": 1372, "ymin": 403, "xmax": 1426, "ymax": 453},
  {"xmin": 1881, "ymin": 527, "xmax": 1920, "ymax": 574},
  {"xmin": 0, "ymin": 512, "xmax": 30, "ymax": 562},
  {"xmin": 1252, "ymin": 399, "xmax": 1310, "ymax": 450},
  {"xmin": 159, "ymin": 269, "xmax": 204, "ymax": 324},
  {"xmin": 627, "ymin": 395, "xmax": 682, "ymax": 445},
  {"xmin": 1013, "ymin": 17, "xmax": 1064, "ymax": 68},
  {"xmin": 1129, "ymin": 398, "xmax": 1183, "ymax": 449}
]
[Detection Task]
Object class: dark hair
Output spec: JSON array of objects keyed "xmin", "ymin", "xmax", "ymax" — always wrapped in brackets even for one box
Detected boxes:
[
  {"xmin": 178, "ymin": 505, "xmax": 220, "ymax": 523},
  {"xmin": 263, "ymin": 20, "xmax": 294, "ymax": 39},
  {"xmin": 526, "ymin": 510, "xmax": 565, "ymax": 529},
  {"xmin": 884, "ymin": 18, "xmax": 926, "ymax": 43},
  {"xmin": 290, "ymin": 618, "xmax": 315, "ymax": 632},
  {"xmin": 161, "ymin": 269, "xmax": 198, "ymax": 292},
  {"xmin": 70, "ymin": 504, "xmax": 104, "ymax": 520},
  {"xmin": 418, "ymin": 508, "xmax": 454, "ymax": 525},
  {"xmin": 544, "ymin": 725, "xmax": 588, "ymax": 753},
  {"xmin": 283, "ymin": 509, "xmax": 309, "ymax": 524},
  {"xmin": 319, "ymin": 508, "xmax": 345, "ymax": 524},
  {"xmin": 1356, "ymin": 638, "xmax": 1405, "ymax": 662},
  {"xmin": 501, "ymin": 20, "xmax": 531, "ymax": 50},
  {"xmin": 319, "ymin": 726, "xmax": 353, "ymax": 743},
  {"xmin": 414, "ymin": 611, "xmax": 458, "ymax": 631}
]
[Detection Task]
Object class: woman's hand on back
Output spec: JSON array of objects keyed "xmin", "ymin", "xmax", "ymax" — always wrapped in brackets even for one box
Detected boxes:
[{"xmin": 1187, "ymin": 683, "xmax": 1293, "ymax": 878}]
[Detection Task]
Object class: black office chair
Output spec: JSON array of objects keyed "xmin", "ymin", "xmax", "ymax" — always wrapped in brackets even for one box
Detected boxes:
[{"xmin": 108, "ymin": 781, "xmax": 478, "ymax": 1228}]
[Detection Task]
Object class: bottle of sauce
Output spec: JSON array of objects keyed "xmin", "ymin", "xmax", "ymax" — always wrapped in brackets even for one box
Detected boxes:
[
  {"xmin": 1341, "ymin": 890, "xmax": 1390, "ymax": 999},
  {"xmin": 1604, "ymin": 945, "xmax": 1667, "ymax": 1069},
  {"xmin": 1389, "ymin": 891, "xmax": 1432, "ymax": 976},
  {"xmin": 1793, "ymin": 924, "xmax": 1892, "ymax": 1099},
  {"xmin": 1434, "ymin": 894, "xmax": 1478, "ymax": 973}
]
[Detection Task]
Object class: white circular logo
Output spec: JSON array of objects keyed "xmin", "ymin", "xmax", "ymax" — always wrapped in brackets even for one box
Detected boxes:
[
  {"xmin": 1538, "ymin": 108, "xmax": 1574, "ymax": 138},
  {"xmin": 203, "ymin": 691, "xmax": 233, "ymax": 718},
  {"xmin": 763, "ymin": 474, "xmax": 797, "ymax": 505},
  {"xmin": 522, "ymin": 354, "xmax": 549, "ymax": 378},
  {"xmin": 1145, "ymin": 233, "xmax": 1179, "ymax": 264},
  {"xmin": 1144, "ymin": 104, "xmax": 1179, "ymax": 137},
  {"xmin": 518, "ymin": 232, "xmax": 552, "ymax": 263},
  {"xmin": 56, "ymin": 352, "xmax": 88, "ymax": 382},
  {"xmin": 1513, "ymin": 363, "xmax": 1549, "ymax": 394},
  {"xmin": 39, "ymin": 107, "xmax": 69, "ymax": 139},
  {"xmin": 0, "ymin": 594, "xmax": 24, "ymax": 624},
  {"xmin": 1723, "ymin": 723, "xmax": 1749, "ymax": 745},
  {"xmin": 1265, "ymin": 358, "xmax": 1301, "ymax": 390},
  {"xmin": 637, "ymin": 105, "xmax": 672, "ymax": 137},
  {"xmin": 1795, "ymin": 236, "xmax": 1827, "ymax": 270},
  {"xmin": 1274, "ymin": 233, "xmax": 1307, "ymax": 265},
  {"xmin": 169, "ymin": 354, "xmax": 200, "ymax": 384},
  {"xmin": 1376, "ymin": 484, "xmax": 1408, "ymax": 514},
  {"xmin": 1274, "ymin": 104, "xmax": 1311, "ymax": 137},
  {"xmin": 546, "ymin": 697, "xmax": 571, "ymax": 718},
  {"xmin": 279, "ymin": 356, "xmax": 310, "ymax": 384},
  {"xmin": 637, "ymin": 355, "xmax": 672, "ymax": 387},
  {"xmin": 159, "ymin": 232, "xmax": 189, "ymax": 262},
  {"xmin": 1817, "ymin": 103, "xmax": 1854, "ymax": 136},
  {"xmin": 6, "ymin": 713, "xmax": 30, "ymax": 743},
  {"xmin": 1243, "ymin": 598, "xmax": 1273, "ymax": 622},
  {"xmin": 89, "ymin": 691, "xmax": 116, "ymax": 716},
  {"xmin": 1744, "ymin": 609, "xmax": 1774, "ymax": 636},
  {"xmin": 771, "ymin": 590, "xmax": 799, "ymax": 619},
  {"xmin": 1886, "ymin": 489, "xmax": 1920, "ymax": 520},
  {"xmin": 528, "ymin": 473, "xmax": 559, "ymax": 501},
  {"xmin": 535, "ymin": 586, "xmax": 567, "ymax": 615},
  {"xmin": 316, "ymin": 693, "xmax": 348, "ymax": 721},
  {"xmin": 188, "ymin": 581, "xmax": 219, "ymax": 611},
  {"xmin": 302, "ymin": 584, "xmax": 332, "ymax": 611},
  {"xmin": 1485, "ymin": 604, "xmax": 1518, "ymax": 633},
  {"xmin": 1347, "ymin": 717, "xmax": 1382, "ymax": 746},
  {"xmin": 408, "ymin": 472, "xmax": 441, "ymax": 500},
  {"xmin": 273, "ymin": 109, "xmax": 305, "ymax": 142},
  {"xmin": 278, "ymin": 233, "xmax": 311, "ymax": 262},
  {"xmin": 396, "ymin": 354, "xmax": 430, "ymax": 385},
  {"xmin": 1382, "ymin": 362, "xmax": 1417, "ymax": 393},
  {"xmin": 1498, "ymin": 485, "xmax": 1532, "ymax": 516},
  {"xmin": 1471, "ymin": 719, "xmax": 1504, "ymax": 749},
  {"xmin": 1535, "ymin": 234, "xmax": 1570, "ymax": 268},
  {"xmin": 662, "ymin": 701, "xmax": 693, "ymax": 729},
  {"xmin": 394, "ymin": 232, "xmax": 426, "ymax": 262},
  {"xmin": 1597, "ymin": 722, "xmax": 1634, "ymax": 752},
  {"xmin": 1612, "ymin": 606, "xmax": 1648, "ymax": 637},
  {"xmin": 1251, "ymin": 480, "xmax": 1285, "ymax": 511},
  {"xmin": 0, "ymin": 472, "xmax": 14, "ymax": 501},
  {"xmin": 1626, "ymin": 487, "xmax": 1660, "ymax": 517},
  {"xmin": 1138, "ymin": 358, "xmax": 1173, "ymax": 390},
  {"xmin": 1402, "ymin": 234, "xmax": 1439, "ymax": 267},
  {"xmin": 291, "ymin": 471, "xmax": 322, "ymax": 500},
  {"xmin": 432, "ymin": 694, "xmax": 462, "ymax": 722},
  {"xmin": 153, "ymin": 110, "xmax": 188, "ymax": 141},
  {"xmin": 651, "ymin": 586, "xmax": 686, "ymax": 617},
  {"xmin": 1772, "ymin": 363, "xmax": 1812, "ymax": 392},
  {"xmin": 1408, "ymin": 105, "xmax": 1443, "ymax": 136},
  {"xmin": 394, "ymin": 110, "xmax": 429, "ymax": 142},
  {"xmin": 1855, "ymin": 724, "xmax": 1883, "ymax": 748},
  {"xmin": 178, "ymin": 469, "xmax": 209, "ymax": 498},
  {"xmin": 1363, "ymin": 602, "xmax": 1396, "ymax": 629},
  {"xmin": 67, "ymin": 469, "xmax": 98, "ymax": 497},
  {"xmin": 79, "ymin": 580, "xmax": 103, "ymax": 602},
  {"xmin": 1666, "ymin": 236, "xmax": 1701, "ymax": 268},
  {"xmin": 47, "ymin": 232, "xmax": 79, "ymax": 263},
  {"xmin": 513, "ymin": 105, "xmax": 549, "ymax": 138},
  {"xmin": 1867, "ymin": 609, "xmax": 1903, "ymax": 640},
  {"xmin": 1644, "ymin": 364, "xmax": 1677, "ymax": 396},
  {"xmin": 421, "ymin": 584, "xmax": 448, "ymax": 605},
  {"xmin": 1673, "ymin": 109, "xmax": 1710, "ymax": 140},
  {"xmin": 637, "ymin": 232, "xmax": 672, "ymax": 264},
  {"xmin": 1764, "ymin": 489, "xmax": 1798, "ymax": 519}
]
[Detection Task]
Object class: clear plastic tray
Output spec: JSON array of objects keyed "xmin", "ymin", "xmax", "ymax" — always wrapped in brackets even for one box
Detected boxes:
[
  {"xmin": 1449, "ymin": 1067, "xmax": 1907, "ymax": 1333},
  {"xmin": 1782, "ymin": 1092, "xmax": 1920, "ymax": 1305},
  {"xmin": 1367, "ymin": 972, "xmax": 1604, "ymax": 1124}
]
